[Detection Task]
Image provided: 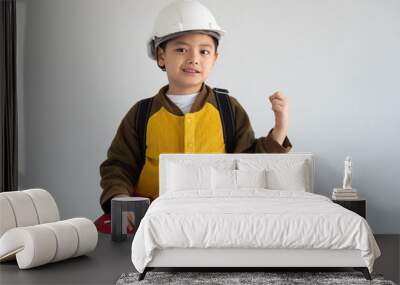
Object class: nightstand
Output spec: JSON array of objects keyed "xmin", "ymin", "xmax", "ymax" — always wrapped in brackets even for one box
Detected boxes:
[{"xmin": 332, "ymin": 198, "xmax": 366, "ymax": 219}]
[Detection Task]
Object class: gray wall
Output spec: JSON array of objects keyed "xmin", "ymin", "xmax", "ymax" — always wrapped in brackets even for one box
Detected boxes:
[{"xmin": 16, "ymin": 0, "xmax": 400, "ymax": 233}]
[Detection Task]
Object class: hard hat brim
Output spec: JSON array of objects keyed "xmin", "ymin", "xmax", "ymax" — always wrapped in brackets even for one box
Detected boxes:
[{"xmin": 147, "ymin": 29, "xmax": 224, "ymax": 61}]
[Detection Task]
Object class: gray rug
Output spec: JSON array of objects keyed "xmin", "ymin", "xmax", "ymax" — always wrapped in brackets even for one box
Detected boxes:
[{"xmin": 116, "ymin": 271, "xmax": 396, "ymax": 285}]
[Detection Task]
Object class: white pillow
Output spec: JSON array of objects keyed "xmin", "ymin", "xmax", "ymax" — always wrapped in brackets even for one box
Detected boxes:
[
  {"xmin": 167, "ymin": 162, "xmax": 210, "ymax": 191},
  {"xmin": 266, "ymin": 166, "xmax": 307, "ymax": 191},
  {"xmin": 211, "ymin": 168, "xmax": 237, "ymax": 190},
  {"xmin": 211, "ymin": 168, "xmax": 268, "ymax": 190},
  {"xmin": 236, "ymin": 169, "xmax": 267, "ymax": 188},
  {"xmin": 167, "ymin": 159, "xmax": 236, "ymax": 192},
  {"xmin": 237, "ymin": 159, "xmax": 309, "ymax": 192}
]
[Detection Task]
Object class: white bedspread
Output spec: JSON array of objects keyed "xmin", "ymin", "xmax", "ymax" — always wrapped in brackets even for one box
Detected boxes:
[{"xmin": 131, "ymin": 189, "xmax": 381, "ymax": 273}]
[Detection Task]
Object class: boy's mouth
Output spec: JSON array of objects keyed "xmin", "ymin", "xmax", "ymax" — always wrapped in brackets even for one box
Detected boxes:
[{"xmin": 182, "ymin": 68, "xmax": 200, "ymax": 74}]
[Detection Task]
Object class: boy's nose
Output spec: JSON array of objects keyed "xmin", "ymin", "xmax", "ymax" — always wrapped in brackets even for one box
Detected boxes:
[
  {"xmin": 187, "ymin": 59, "xmax": 199, "ymax": 65},
  {"xmin": 186, "ymin": 52, "xmax": 200, "ymax": 65}
]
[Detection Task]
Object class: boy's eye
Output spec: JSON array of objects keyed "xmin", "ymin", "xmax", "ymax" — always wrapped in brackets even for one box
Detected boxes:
[{"xmin": 175, "ymin": 48, "xmax": 211, "ymax": 55}]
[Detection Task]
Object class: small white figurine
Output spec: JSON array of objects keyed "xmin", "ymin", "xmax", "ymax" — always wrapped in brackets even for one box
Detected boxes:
[{"xmin": 342, "ymin": 156, "xmax": 352, "ymax": 190}]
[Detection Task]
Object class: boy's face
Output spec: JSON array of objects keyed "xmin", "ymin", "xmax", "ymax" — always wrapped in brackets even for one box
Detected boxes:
[{"xmin": 157, "ymin": 33, "xmax": 219, "ymax": 93}]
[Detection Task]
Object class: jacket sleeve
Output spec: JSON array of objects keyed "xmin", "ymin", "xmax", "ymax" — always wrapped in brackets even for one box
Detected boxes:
[
  {"xmin": 229, "ymin": 96, "xmax": 293, "ymax": 153},
  {"xmin": 99, "ymin": 102, "xmax": 143, "ymax": 213}
]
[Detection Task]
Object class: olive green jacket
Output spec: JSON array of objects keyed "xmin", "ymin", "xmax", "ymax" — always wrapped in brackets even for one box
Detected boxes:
[{"xmin": 99, "ymin": 83, "xmax": 292, "ymax": 213}]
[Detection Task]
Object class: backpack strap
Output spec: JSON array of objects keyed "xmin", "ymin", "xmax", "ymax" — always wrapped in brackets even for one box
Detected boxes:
[
  {"xmin": 213, "ymin": 88, "xmax": 236, "ymax": 153},
  {"xmin": 136, "ymin": 97, "xmax": 154, "ymax": 167}
]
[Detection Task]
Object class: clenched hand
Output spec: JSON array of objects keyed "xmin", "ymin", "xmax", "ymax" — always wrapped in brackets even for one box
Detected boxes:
[{"xmin": 269, "ymin": 91, "xmax": 289, "ymax": 145}]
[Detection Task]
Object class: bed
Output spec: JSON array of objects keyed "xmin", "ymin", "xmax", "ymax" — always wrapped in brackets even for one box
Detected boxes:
[{"xmin": 130, "ymin": 153, "xmax": 381, "ymax": 281}]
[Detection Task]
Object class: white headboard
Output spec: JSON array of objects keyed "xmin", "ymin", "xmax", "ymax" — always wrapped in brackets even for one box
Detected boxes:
[{"xmin": 159, "ymin": 153, "xmax": 314, "ymax": 195}]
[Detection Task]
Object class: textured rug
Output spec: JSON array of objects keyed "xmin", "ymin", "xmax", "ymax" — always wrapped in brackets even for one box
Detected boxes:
[{"xmin": 116, "ymin": 271, "xmax": 397, "ymax": 285}]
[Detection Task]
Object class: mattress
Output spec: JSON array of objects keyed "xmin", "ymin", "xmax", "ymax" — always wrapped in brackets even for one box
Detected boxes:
[{"xmin": 131, "ymin": 189, "xmax": 381, "ymax": 273}]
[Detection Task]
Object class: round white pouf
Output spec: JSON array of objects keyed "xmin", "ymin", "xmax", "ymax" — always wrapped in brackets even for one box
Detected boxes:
[
  {"xmin": 64, "ymin": 218, "xmax": 98, "ymax": 257},
  {"xmin": 0, "ymin": 189, "xmax": 60, "ymax": 238},
  {"xmin": 0, "ymin": 191, "xmax": 39, "ymax": 227},
  {"xmin": 0, "ymin": 225, "xmax": 57, "ymax": 269},
  {"xmin": 0, "ymin": 196, "xmax": 17, "ymax": 237},
  {"xmin": 24, "ymin": 188, "xmax": 60, "ymax": 223},
  {"xmin": 42, "ymin": 221, "xmax": 79, "ymax": 262},
  {"xmin": 0, "ymin": 218, "xmax": 98, "ymax": 269}
]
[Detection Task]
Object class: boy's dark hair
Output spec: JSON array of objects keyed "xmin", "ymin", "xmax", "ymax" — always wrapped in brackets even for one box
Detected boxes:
[{"xmin": 156, "ymin": 36, "xmax": 219, "ymax": 71}]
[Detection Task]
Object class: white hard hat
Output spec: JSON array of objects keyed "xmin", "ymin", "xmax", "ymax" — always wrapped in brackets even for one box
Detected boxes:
[{"xmin": 147, "ymin": 0, "xmax": 226, "ymax": 60}]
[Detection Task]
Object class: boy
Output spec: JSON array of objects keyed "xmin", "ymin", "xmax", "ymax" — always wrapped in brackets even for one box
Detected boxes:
[{"xmin": 97, "ymin": 0, "xmax": 292, "ymax": 232}]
